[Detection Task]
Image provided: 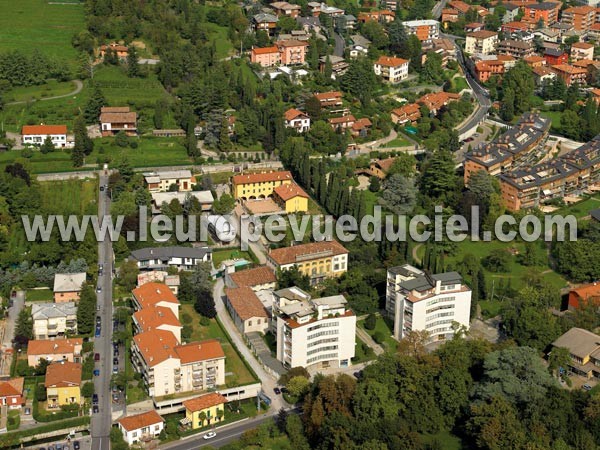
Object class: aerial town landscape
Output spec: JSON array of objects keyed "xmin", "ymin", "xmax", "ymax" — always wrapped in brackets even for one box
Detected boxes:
[{"xmin": 1, "ymin": 0, "xmax": 600, "ymax": 449}]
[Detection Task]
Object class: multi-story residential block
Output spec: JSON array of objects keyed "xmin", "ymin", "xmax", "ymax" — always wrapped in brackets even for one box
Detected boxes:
[
  {"xmin": 53, "ymin": 273, "xmax": 86, "ymax": 303},
  {"xmin": 131, "ymin": 330, "xmax": 225, "ymax": 397},
  {"xmin": 319, "ymin": 55, "xmax": 349, "ymax": 78},
  {"xmin": 551, "ymin": 64, "xmax": 588, "ymax": 86},
  {"xmin": 0, "ymin": 378, "xmax": 25, "ymax": 409},
  {"xmin": 489, "ymin": 2, "xmax": 520, "ymax": 23},
  {"xmin": 99, "ymin": 106, "xmax": 137, "ymax": 136},
  {"xmin": 465, "ymin": 30, "xmax": 498, "ymax": 55},
  {"xmin": 373, "ymin": 56, "xmax": 409, "ymax": 83},
  {"xmin": 391, "ymin": 103, "xmax": 422, "ymax": 125},
  {"xmin": 570, "ymin": 42, "xmax": 594, "ymax": 62},
  {"xmin": 250, "ymin": 46, "xmax": 280, "ymax": 67},
  {"xmin": 118, "ymin": 410, "xmax": 165, "ymax": 446},
  {"xmin": 276, "ymin": 39, "xmax": 309, "ymax": 65},
  {"xmin": 133, "ymin": 306, "xmax": 183, "ymax": 343},
  {"xmin": 270, "ymin": 1, "xmax": 301, "ymax": 18},
  {"xmin": 252, "ymin": 13, "xmax": 278, "ymax": 35},
  {"xmin": 272, "ymin": 287, "xmax": 356, "ymax": 369},
  {"xmin": 474, "ymin": 58, "xmax": 509, "ymax": 83},
  {"xmin": 385, "ymin": 267, "xmax": 472, "ymax": 341},
  {"xmin": 231, "ymin": 170, "xmax": 293, "ymax": 200},
  {"xmin": 423, "ymin": 38, "xmax": 457, "ymax": 68},
  {"xmin": 284, "ymin": 109, "xmax": 310, "ymax": 133},
  {"xmin": 137, "ymin": 271, "xmax": 180, "ymax": 295},
  {"xmin": 27, "ymin": 338, "xmax": 83, "ymax": 367},
  {"xmin": 32, "ymin": 302, "xmax": 77, "ymax": 340},
  {"xmin": 183, "ymin": 393, "xmax": 228, "ymax": 429},
  {"xmin": 402, "ymin": 20, "xmax": 440, "ymax": 42},
  {"xmin": 21, "ymin": 125, "xmax": 69, "ymax": 148},
  {"xmin": 533, "ymin": 66, "xmax": 557, "ymax": 85},
  {"xmin": 572, "ymin": 59, "xmax": 600, "ymax": 84},
  {"xmin": 524, "ymin": 55, "xmax": 547, "ymax": 68},
  {"xmin": 502, "ymin": 21, "xmax": 530, "ymax": 34},
  {"xmin": 316, "ymin": 2, "xmax": 344, "ymax": 17},
  {"xmin": 497, "ymin": 39, "xmax": 536, "ymax": 59},
  {"xmin": 464, "ymin": 113, "xmax": 551, "ymax": 183},
  {"xmin": 224, "ymin": 287, "xmax": 270, "ymax": 335},
  {"xmin": 45, "ymin": 361, "xmax": 81, "ymax": 409},
  {"xmin": 522, "ymin": 2, "xmax": 560, "ymax": 27},
  {"xmin": 561, "ymin": 5, "xmax": 596, "ymax": 31},
  {"xmin": 551, "ymin": 328, "xmax": 600, "ymax": 379},
  {"xmin": 129, "ymin": 247, "xmax": 212, "ymax": 271},
  {"xmin": 441, "ymin": 8, "xmax": 459, "ymax": 24},
  {"xmin": 544, "ymin": 47, "xmax": 568, "ymax": 65},
  {"xmin": 131, "ymin": 282, "xmax": 180, "ymax": 317},
  {"xmin": 143, "ymin": 169, "xmax": 194, "ymax": 192},
  {"xmin": 267, "ymin": 240, "xmax": 349, "ymax": 285}
]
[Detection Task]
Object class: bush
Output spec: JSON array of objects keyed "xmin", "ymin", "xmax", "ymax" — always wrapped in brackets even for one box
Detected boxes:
[
  {"xmin": 36, "ymin": 384, "xmax": 47, "ymax": 402},
  {"xmin": 200, "ymin": 316, "xmax": 210, "ymax": 326},
  {"xmin": 373, "ymin": 331, "xmax": 386, "ymax": 345},
  {"xmin": 181, "ymin": 312, "xmax": 193, "ymax": 324},
  {"xmin": 114, "ymin": 131, "xmax": 128, "ymax": 147},
  {"xmin": 129, "ymin": 140, "xmax": 138, "ymax": 149},
  {"xmin": 82, "ymin": 381, "xmax": 94, "ymax": 398},
  {"xmin": 365, "ymin": 313, "xmax": 377, "ymax": 331}
]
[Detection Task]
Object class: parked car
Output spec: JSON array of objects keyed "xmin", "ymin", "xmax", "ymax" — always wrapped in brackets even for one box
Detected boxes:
[
  {"xmin": 92, "ymin": 394, "xmax": 98, "ymax": 404},
  {"xmin": 583, "ymin": 384, "xmax": 592, "ymax": 391},
  {"xmin": 56, "ymin": 444, "xmax": 63, "ymax": 450},
  {"xmin": 274, "ymin": 387, "xmax": 281, "ymax": 395},
  {"xmin": 112, "ymin": 393, "xmax": 119, "ymax": 403},
  {"xmin": 113, "ymin": 358, "xmax": 118, "ymax": 366},
  {"xmin": 203, "ymin": 431, "xmax": 217, "ymax": 440},
  {"xmin": 94, "ymin": 353, "xmax": 100, "ymax": 361},
  {"xmin": 93, "ymin": 369, "xmax": 100, "ymax": 376},
  {"xmin": 24, "ymin": 407, "xmax": 31, "ymax": 415},
  {"xmin": 73, "ymin": 441, "xmax": 80, "ymax": 450},
  {"xmin": 96, "ymin": 286, "xmax": 102, "ymax": 293},
  {"xmin": 93, "ymin": 405, "xmax": 99, "ymax": 414},
  {"xmin": 112, "ymin": 366, "xmax": 118, "ymax": 374},
  {"xmin": 100, "ymin": 186, "xmax": 104, "ymax": 192}
]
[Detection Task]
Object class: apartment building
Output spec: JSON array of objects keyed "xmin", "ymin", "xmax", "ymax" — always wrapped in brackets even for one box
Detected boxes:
[
  {"xmin": 27, "ymin": 338, "xmax": 83, "ymax": 367},
  {"xmin": 385, "ymin": 267, "xmax": 472, "ymax": 341},
  {"xmin": 32, "ymin": 302, "xmax": 77, "ymax": 340},
  {"xmin": 132, "ymin": 282, "xmax": 180, "ymax": 318},
  {"xmin": 570, "ymin": 42, "xmax": 594, "ymax": 62},
  {"xmin": 143, "ymin": 170, "xmax": 194, "ymax": 192},
  {"xmin": 21, "ymin": 125, "xmax": 69, "ymax": 148},
  {"xmin": 277, "ymin": 39, "xmax": 309, "ymax": 65},
  {"xmin": 464, "ymin": 112, "xmax": 551, "ymax": 183},
  {"xmin": 402, "ymin": 20, "xmax": 440, "ymax": 42},
  {"xmin": 272, "ymin": 287, "xmax": 356, "ymax": 369},
  {"xmin": 561, "ymin": 5, "xmax": 596, "ymax": 31},
  {"xmin": 373, "ymin": 56, "xmax": 409, "ymax": 83},
  {"xmin": 129, "ymin": 247, "xmax": 212, "ymax": 271},
  {"xmin": 250, "ymin": 46, "xmax": 280, "ymax": 67},
  {"xmin": 271, "ymin": 1, "xmax": 301, "ymax": 18},
  {"xmin": 551, "ymin": 328, "xmax": 600, "ymax": 379},
  {"xmin": 252, "ymin": 13, "xmax": 278, "ymax": 35},
  {"xmin": 522, "ymin": 2, "xmax": 560, "ymax": 27},
  {"xmin": 551, "ymin": 64, "xmax": 588, "ymax": 86},
  {"xmin": 99, "ymin": 106, "xmax": 137, "ymax": 137},
  {"xmin": 545, "ymin": 47, "xmax": 568, "ymax": 65},
  {"xmin": 497, "ymin": 39, "xmax": 536, "ymax": 59},
  {"xmin": 231, "ymin": 170, "xmax": 293, "ymax": 200},
  {"xmin": 474, "ymin": 58, "xmax": 509, "ymax": 83},
  {"xmin": 53, "ymin": 273, "xmax": 86, "ymax": 303},
  {"xmin": 133, "ymin": 306, "xmax": 183, "ymax": 343},
  {"xmin": 465, "ymin": 30, "xmax": 498, "ymax": 55},
  {"xmin": 131, "ymin": 330, "xmax": 226, "ymax": 397},
  {"xmin": 266, "ymin": 240, "xmax": 349, "ymax": 285}
]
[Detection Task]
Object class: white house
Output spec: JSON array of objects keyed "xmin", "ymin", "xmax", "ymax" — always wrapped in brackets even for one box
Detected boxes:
[
  {"xmin": 273, "ymin": 287, "xmax": 356, "ymax": 369},
  {"xmin": 117, "ymin": 410, "xmax": 165, "ymax": 445},
  {"xmin": 129, "ymin": 247, "xmax": 212, "ymax": 271},
  {"xmin": 373, "ymin": 56, "xmax": 409, "ymax": 83},
  {"xmin": 21, "ymin": 125, "xmax": 71, "ymax": 148},
  {"xmin": 284, "ymin": 108, "xmax": 311, "ymax": 133},
  {"xmin": 465, "ymin": 30, "xmax": 499, "ymax": 55},
  {"xmin": 385, "ymin": 266, "xmax": 472, "ymax": 341}
]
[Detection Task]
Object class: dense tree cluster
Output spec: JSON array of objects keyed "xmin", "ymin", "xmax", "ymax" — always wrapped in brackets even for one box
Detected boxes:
[{"xmin": 0, "ymin": 50, "xmax": 69, "ymax": 86}]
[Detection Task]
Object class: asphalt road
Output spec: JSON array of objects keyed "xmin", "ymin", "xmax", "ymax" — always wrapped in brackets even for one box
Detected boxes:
[{"xmin": 91, "ymin": 172, "xmax": 114, "ymax": 450}]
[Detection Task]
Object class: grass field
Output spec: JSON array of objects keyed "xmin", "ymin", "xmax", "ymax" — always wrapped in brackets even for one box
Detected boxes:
[
  {"xmin": 3, "ymin": 80, "xmax": 78, "ymax": 103},
  {"xmin": 556, "ymin": 194, "xmax": 600, "ymax": 218},
  {"xmin": 212, "ymin": 249, "xmax": 253, "ymax": 267},
  {"xmin": 0, "ymin": 0, "xmax": 85, "ymax": 67},
  {"xmin": 540, "ymin": 110, "xmax": 563, "ymax": 133},
  {"xmin": 25, "ymin": 289, "xmax": 53, "ymax": 302},
  {"xmin": 383, "ymin": 137, "xmax": 411, "ymax": 148},
  {"xmin": 181, "ymin": 304, "xmax": 257, "ymax": 387},
  {"xmin": 92, "ymin": 66, "xmax": 170, "ymax": 106},
  {"xmin": 205, "ymin": 22, "xmax": 234, "ymax": 60},
  {"xmin": 91, "ymin": 136, "xmax": 192, "ymax": 167},
  {"xmin": 39, "ymin": 178, "xmax": 99, "ymax": 215},
  {"xmin": 357, "ymin": 316, "xmax": 397, "ymax": 353}
]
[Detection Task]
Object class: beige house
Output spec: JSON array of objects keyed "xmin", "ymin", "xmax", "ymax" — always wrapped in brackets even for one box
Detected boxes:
[
  {"xmin": 224, "ymin": 287, "xmax": 270, "ymax": 335},
  {"xmin": 32, "ymin": 303, "xmax": 77, "ymax": 340},
  {"xmin": 143, "ymin": 170, "xmax": 194, "ymax": 193},
  {"xmin": 53, "ymin": 273, "xmax": 86, "ymax": 303},
  {"xmin": 27, "ymin": 338, "xmax": 83, "ymax": 367},
  {"xmin": 465, "ymin": 30, "xmax": 498, "ymax": 55},
  {"xmin": 551, "ymin": 328, "xmax": 600, "ymax": 379}
]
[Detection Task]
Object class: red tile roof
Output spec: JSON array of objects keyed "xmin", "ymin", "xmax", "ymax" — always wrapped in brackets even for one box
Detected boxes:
[
  {"xmin": 45, "ymin": 361, "xmax": 82, "ymax": 388},
  {"xmin": 183, "ymin": 392, "xmax": 228, "ymax": 412},
  {"xmin": 329, "ymin": 115, "xmax": 356, "ymax": 125},
  {"xmin": 467, "ymin": 30, "xmax": 498, "ymax": 39},
  {"xmin": 174, "ymin": 339, "xmax": 225, "ymax": 364},
  {"xmin": 118, "ymin": 410, "xmax": 164, "ymax": 431},
  {"xmin": 133, "ymin": 306, "xmax": 182, "ymax": 333},
  {"xmin": 133, "ymin": 329, "xmax": 180, "ymax": 367},
  {"xmin": 568, "ymin": 283, "xmax": 600, "ymax": 309},
  {"xmin": 375, "ymin": 55, "xmax": 409, "ymax": 67},
  {"xmin": 27, "ymin": 338, "xmax": 83, "ymax": 358},
  {"xmin": 273, "ymin": 183, "xmax": 309, "ymax": 201},
  {"xmin": 225, "ymin": 287, "xmax": 269, "ymax": 320},
  {"xmin": 251, "ymin": 46, "xmax": 279, "ymax": 55},
  {"xmin": 21, "ymin": 125, "xmax": 67, "ymax": 135},
  {"xmin": 0, "ymin": 378, "xmax": 24, "ymax": 399},
  {"xmin": 232, "ymin": 171, "xmax": 293, "ymax": 186},
  {"xmin": 132, "ymin": 282, "xmax": 179, "ymax": 309},
  {"xmin": 352, "ymin": 118, "xmax": 372, "ymax": 131},
  {"xmin": 314, "ymin": 91, "xmax": 342, "ymax": 101},
  {"xmin": 268, "ymin": 240, "xmax": 349, "ymax": 265},
  {"xmin": 284, "ymin": 108, "xmax": 308, "ymax": 121},
  {"xmin": 228, "ymin": 266, "xmax": 277, "ymax": 288}
]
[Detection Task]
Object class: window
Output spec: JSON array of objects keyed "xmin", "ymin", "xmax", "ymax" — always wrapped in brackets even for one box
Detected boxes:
[{"xmin": 248, "ymin": 320, "xmax": 252, "ymax": 326}]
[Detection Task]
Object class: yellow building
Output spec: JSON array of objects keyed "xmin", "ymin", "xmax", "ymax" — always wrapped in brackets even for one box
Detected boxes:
[
  {"xmin": 267, "ymin": 240, "xmax": 349, "ymax": 285},
  {"xmin": 231, "ymin": 171, "xmax": 293, "ymax": 200},
  {"xmin": 183, "ymin": 392, "xmax": 228, "ymax": 429},
  {"xmin": 44, "ymin": 361, "xmax": 81, "ymax": 409},
  {"xmin": 272, "ymin": 183, "xmax": 309, "ymax": 213}
]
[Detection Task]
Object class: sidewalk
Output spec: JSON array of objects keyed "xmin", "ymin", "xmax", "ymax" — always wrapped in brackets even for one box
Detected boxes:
[{"xmin": 356, "ymin": 327, "xmax": 384, "ymax": 356}]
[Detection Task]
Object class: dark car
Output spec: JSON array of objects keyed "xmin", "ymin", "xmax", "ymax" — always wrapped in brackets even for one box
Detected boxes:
[
  {"xmin": 274, "ymin": 387, "xmax": 281, "ymax": 395},
  {"xmin": 112, "ymin": 393, "xmax": 119, "ymax": 403},
  {"xmin": 93, "ymin": 405, "xmax": 99, "ymax": 414},
  {"xmin": 73, "ymin": 441, "xmax": 80, "ymax": 450},
  {"xmin": 95, "ymin": 327, "xmax": 101, "ymax": 338},
  {"xmin": 93, "ymin": 369, "xmax": 100, "ymax": 376},
  {"xmin": 94, "ymin": 353, "xmax": 100, "ymax": 361},
  {"xmin": 100, "ymin": 186, "xmax": 105, "ymax": 192},
  {"xmin": 92, "ymin": 394, "xmax": 98, "ymax": 404},
  {"xmin": 96, "ymin": 316, "xmax": 101, "ymax": 324},
  {"xmin": 113, "ymin": 358, "xmax": 118, "ymax": 366}
]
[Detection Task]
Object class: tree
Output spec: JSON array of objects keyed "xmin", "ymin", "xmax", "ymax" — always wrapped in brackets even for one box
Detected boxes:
[
  {"xmin": 500, "ymin": 87, "xmax": 515, "ymax": 121},
  {"xmin": 76, "ymin": 284, "xmax": 97, "ymax": 335},
  {"xmin": 180, "ymin": 263, "xmax": 215, "ymax": 318},
  {"xmin": 13, "ymin": 306, "xmax": 33, "ymax": 349},
  {"xmin": 341, "ymin": 57, "xmax": 378, "ymax": 106},
  {"xmin": 387, "ymin": 153, "xmax": 416, "ymax": 177},
  {"xmin": 365, "ymin": 313, "xmax": 377, "ymax": 330},
  {"xmin": 114, "ymin": 131, "xmax": 128, "ymax": 147},
  {"xmin": 35, "ymin": 357, "xmax": 50, "ymax": 375},
  {"xmin": 40, "ymin": 136, "xmax": 55, "ymax": 154},
  {"xmin": 72, "ymin": 115, "xmax": 93, "ymax": 167},
  {"xmin": 369, "ymin": 176, "xmax": 381, "ymax": 192},
  {"xmin": 287, "ymin": 375, "xmax": 310, "ymax": 398},
  {"xmin": 277, "ymin": 266, "xmax": 311, "ymax": 291},
  {"xmin": 421, "ymin": 51, "xmax": 444, "ymax": 84},
  {"xmin": 420, "ymin": 150, "xmax": 459, "ymax": 201},
  {"xmin": 116, "ymin": 259, "xmax": 139, "ymax": 291},
  {"xmin": 84, "ymin": 85, "xmax": 106, "ymax": 124},
  {"xmin": 36, "ymin": 384, "xmax": 47, "ymax": 402},
  {"xmin": 212, "ymin": 193, "xmax": 235, "ymax": 214},
  {"xmin": 362, "ymin": 21, "xmax": 389, "ymax": 49},
  {"xmin": 381, "ymin": 174, "xmax": 417, "ymax": 214},
  {"xmin": 388, "ymin": 20, "xmax": 408, "ymax": 55},
  {"xmin": 482, "ymin": 249, "xmax": 511, "ymax": 272},
  {"xmin": 82, "ymin": 381, "xmax": 95, "ymax": 398},
  {"xmin": 127, "ymin": 45, "xmax": 140, "ymax": 77},
  {"xmin": 548, "ymin": 346, "xmax": 571, "ymax": 383},
  {"xmin": 502, "ymin": 61, "xmax": 534, "ymax": 115},
  {"xmin": 560, "ymin": 110, "xmax": 582, "ymax": 141}
]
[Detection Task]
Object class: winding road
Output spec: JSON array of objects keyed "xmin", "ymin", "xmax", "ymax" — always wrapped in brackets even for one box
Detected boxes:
[{"xmin": 6, "ymin": 79, "xmax": 83, "ymax": 106}]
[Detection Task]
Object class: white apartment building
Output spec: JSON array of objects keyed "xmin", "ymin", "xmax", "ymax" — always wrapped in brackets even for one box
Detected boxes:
[
  {"xmin": 373, "ymin": 56, "xmax": 409, "ymax": 83},
  {"xmin": 21, "ymin": 125, "xmax": 71, "ymax": 148},
  {"xmin": 272, "ymin": 287, "xmax": 356, "ymax": 369},
  {"xmin": 386, "ymin": 266, "xmax": 471, "ymax": 341},
  {"xmin": 402, "ymin": 19, "xmax": 440, "ymax": 42},
  {"xmin": 465, "ymin": 30, "xmax": 499, "ymax": 55},
  {"xmin": 32, "ymin": 303, "xmax": 78, "ymax": 340}
]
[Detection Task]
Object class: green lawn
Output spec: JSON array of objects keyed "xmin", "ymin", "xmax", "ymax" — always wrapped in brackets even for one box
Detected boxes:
[
  {"xmin": 451, "ymin": 76, "xmax": 469, "ymax": 93},
  {"xmin": 91, "ymin": 136, "xmax": 192, "ymax": 168},
  {"xmin": 556, "ymin": 194, "xmax": 600, "ymax": 219},
  {"xmin": 7, "ymin": 409, "xmax": 20, "ymax": 431},
  {"xmin": 212, "ymin": 249, "xmax": 253, "ymax": 267},
  {"xmin": 358, "ymin": 316, "xmax": 397, "ymax": 353},
  {"xmin": 205, "ymin": 19, "xmax": 234, "ymax": 59},
  {"xmin": 181, "ymin": 304, "xmax": 258, "ymax": 386},
  {"xmin": 39, "ymin": 179, "xmax": 99, "ymax": 215},
  {"xmin": 25, "ymin": 289, "xmax": 53, "ymax": 302},
  {"xmin": 540, "ymin": 110, "xmax": 563, "ymax": 133},
  {"xmin": 3, "ymin": 80, "xmax": 79, "ymax": 104},
  {"xmin": 0, "ymin": 0, "xmax": 85, "ymax": 68},
  {"xmin": 383, "ymin": 137, "xmax": 411, "ymax": 148},
  {"xmin": 353, "ymin": 336, "xmax": 376, "ymax": 363},
  {"xmin": 92, "ymin": 65, "xmax": 170, "ymax": 106}
]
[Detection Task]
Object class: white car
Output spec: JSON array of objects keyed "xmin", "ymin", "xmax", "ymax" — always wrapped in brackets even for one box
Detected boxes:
[{"xmin": 203, "ymin": 431, "xmax": 216, "ymax": 440}]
